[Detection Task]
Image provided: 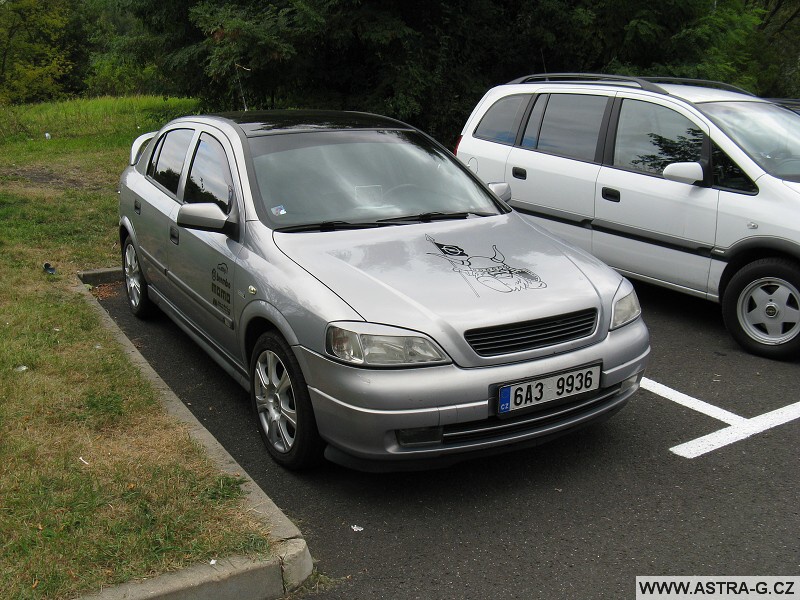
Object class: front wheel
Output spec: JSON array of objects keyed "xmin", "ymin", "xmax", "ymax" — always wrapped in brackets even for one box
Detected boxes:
[
  {"xmin": 249, "ymin": 332, "xmax": 324, "ymax": 469},
  {"xmin": 123, "ymin": 238, "xmax": 153, "ymax": 318},
  {"xmin": 722, "ymin": 258, "xmax": 800, "ymax": 359}
]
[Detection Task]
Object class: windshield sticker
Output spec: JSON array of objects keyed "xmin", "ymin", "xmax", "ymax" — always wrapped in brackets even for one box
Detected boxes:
[
  {"xmin": 426, "ymin": 235, "xmax": 546, "ymax": 297},
  {"xmin": 271, "ymin": 205, "xmax": 287, "ymax": 216}
]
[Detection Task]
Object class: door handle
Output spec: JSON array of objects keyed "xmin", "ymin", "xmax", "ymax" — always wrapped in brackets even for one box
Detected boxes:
[
  {"xmin": 169, "ymin": 225, "xmax": 179, "ymax": 245},
  {"xmin": 512, "ymin": 167, "xmax": 527, "ymax": 180},
  {"xmin": 134, "ymin": 199, "xmax": 141, "ymax": 214},
  {"xmin": 602, "ymin": 187, "xmax": 621, "ymax": 202}
]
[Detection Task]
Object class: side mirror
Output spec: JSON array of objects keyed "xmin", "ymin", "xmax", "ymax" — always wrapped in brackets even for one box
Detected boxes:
[
  {"xmin": 177, "ymin": 203, "xmax": 229, "ymax": 233},
  {"xmin": 488, "ymin": 182, "xmax": 512, "ymax": 203},
  {"xmin": 663, "ymin": 162, "xmax": 704, "ymax": 185}
]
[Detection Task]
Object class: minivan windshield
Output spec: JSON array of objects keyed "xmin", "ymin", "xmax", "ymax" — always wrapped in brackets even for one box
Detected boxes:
[
  {"xmin": 248, "ymin": 130, "xmax": 503, "ymax": 230},
  {"xmin": 702, "ymin": 101, "xmax": 800, "ymax": 182}
]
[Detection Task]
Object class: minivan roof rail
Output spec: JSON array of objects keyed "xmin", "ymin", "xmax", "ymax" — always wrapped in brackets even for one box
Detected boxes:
[
  {"xmin": 639, "ymin": 76, "xmax": 755, "ymax": 96},
  {"xmin": 507, "ymin": 73, "xmax": 755, "ymax": 97},
  {"xmin": 507, "ymin": 73, "xmax": 669, "ymax": 94}
]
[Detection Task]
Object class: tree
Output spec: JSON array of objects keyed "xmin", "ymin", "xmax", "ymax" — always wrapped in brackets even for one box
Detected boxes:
[{"xmin": 0, "ymin": 0, "xmax": 72, "ymax": 104}]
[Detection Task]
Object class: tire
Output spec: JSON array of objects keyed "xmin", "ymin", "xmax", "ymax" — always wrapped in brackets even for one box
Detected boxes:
[
  {"xmin": 122, "ymin": 237, "xmax": 154, "ymax": 318},
  {"xmin": 722, "ymin": 258, "xmax": 800, "ymax": 359},
  {"xmin": 249, "ymin": 331, "xmax": 324, "ymax": 469}
]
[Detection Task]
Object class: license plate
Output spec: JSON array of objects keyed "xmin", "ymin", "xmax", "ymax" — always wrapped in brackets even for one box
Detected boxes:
[{"xmin": 498, "ymin": 365, "xmax": 601, "ymax": 415}]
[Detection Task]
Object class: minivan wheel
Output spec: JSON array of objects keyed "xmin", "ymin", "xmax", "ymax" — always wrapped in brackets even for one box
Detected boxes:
[
  {"xmin": 123, "ymin": 238, "xmax": 153, "ymax": 318},
  {"xmin": 250, "ymin": 332, "xmax": 324, "ymax": 469},
  {"xmin": 722, "ymin": 258, "xmax": 800, "ymax": 359}
]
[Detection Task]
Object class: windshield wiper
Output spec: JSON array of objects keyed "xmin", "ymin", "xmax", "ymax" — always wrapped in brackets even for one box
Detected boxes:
[
  {"xmin": 274, "ymin": 220, "xmax": 394, "ymax": 233},
  {"xmin": 377, "ymin": 211, "xmax": 495, "ymax": 224}
]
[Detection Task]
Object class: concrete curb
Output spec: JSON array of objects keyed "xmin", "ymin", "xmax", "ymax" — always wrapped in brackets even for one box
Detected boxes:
[{"xmin": 76, "ymin": 268, "xmax": 313, "ymax": 600}]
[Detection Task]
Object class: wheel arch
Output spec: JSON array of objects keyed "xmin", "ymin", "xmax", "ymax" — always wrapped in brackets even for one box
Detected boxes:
[
  {"xmin": 718, "ymin": 238, "xmax": 800, "ymax": 300},
  {"xmin": 241, "ymin": 302, "xmax": 301, "ymax": 367}
]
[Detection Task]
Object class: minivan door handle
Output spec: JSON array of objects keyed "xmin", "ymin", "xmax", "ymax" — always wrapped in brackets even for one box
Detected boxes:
[
  {"xmin": 169, "ymin": 225, "xmax": 180, "ymax": 245},
  {"xmin": 512, "ymin": 167, "xmax": 527, "ymax": 180},
  {"xmin": 134, "ymin": 199, "xmax": 141, "ymax": 214},
  {"xmin": 602, "ymin": 187, "xmax": 621, "ymax": 202}
]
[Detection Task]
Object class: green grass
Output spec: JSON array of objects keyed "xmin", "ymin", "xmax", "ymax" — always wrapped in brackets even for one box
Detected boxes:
[{"xmin": 0, "ymin": 96, "xmax": 272, "ymax": 600}]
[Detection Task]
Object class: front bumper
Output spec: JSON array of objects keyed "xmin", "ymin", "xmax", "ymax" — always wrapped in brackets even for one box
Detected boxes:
[{"xmin": 294, "ymin": 318, "xmax": 649, "ymax": 470}]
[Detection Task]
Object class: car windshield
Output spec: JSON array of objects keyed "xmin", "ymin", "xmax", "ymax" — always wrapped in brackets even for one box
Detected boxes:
[
  {"xmin": 702, "ymin": 100, "xmax": 800, "ymax": 182},
  {"xmin": 248, "ymin": 130, "xmax": 503, "ymax": 229}
]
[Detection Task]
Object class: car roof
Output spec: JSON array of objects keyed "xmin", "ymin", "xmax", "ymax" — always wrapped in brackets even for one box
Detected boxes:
[{"xmin": 197, "ymin": 110, "xmax": 413, "ymax": 137}]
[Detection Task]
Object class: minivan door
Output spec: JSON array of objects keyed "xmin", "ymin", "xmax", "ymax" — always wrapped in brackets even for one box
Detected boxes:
[
  {"xmin": 505, "ymin": 92, "xmax": 612, "ymax": 251},
  {"xmin": 593, "ymin": 97, "xmax": 718, "ymax": 294}
]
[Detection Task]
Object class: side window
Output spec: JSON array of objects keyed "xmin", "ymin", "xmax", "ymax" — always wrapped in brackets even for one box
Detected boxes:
[
  {"xmin": 473, "ymin": 95, "xmax": 530, "ymax": 145},
  {"xmin": 712, "ymin": 142, "xmax": 758, "ymax": 194},
  {"xmin": 614, "ymin": 100, "xmax": 703, "ymax": 175},
  {"xmin": 536, "ymin": 94, "xmax": 608, "ymax": 161},
  {"xmin": 185, "ymin": 133, "xmax": 236, "ymax": 213},
  {"xmin": 147, "ymin": 135, "xmax": 164, "ymax": 178},
  {"xmin": 520, "ymin": 95, "xmax": 547, "ymax": 150},
  {"xmin": 151, "ymin": 128, "xmax": 194, "ymax": 195}
]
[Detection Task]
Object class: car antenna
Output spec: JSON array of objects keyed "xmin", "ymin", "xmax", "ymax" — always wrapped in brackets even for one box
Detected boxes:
[{"xmin": 235, "ymin": 63, "xmax": 251, "ymax": 111}]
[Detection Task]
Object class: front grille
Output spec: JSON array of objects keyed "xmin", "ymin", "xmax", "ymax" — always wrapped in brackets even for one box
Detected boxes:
[{"xmin": 464, "ymin": 308, "xmax": 597, "ymax": 357}]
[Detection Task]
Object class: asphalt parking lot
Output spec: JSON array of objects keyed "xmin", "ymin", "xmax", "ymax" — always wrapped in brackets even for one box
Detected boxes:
[{"xmin": 98, "ymin": 280, "xmax": 799, "ymax": 599}]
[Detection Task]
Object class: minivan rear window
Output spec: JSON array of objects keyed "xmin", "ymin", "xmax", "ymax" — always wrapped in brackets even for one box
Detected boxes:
[{"xmin": 473, "ymin": 95, "xmax": 529, "ymax": 145}]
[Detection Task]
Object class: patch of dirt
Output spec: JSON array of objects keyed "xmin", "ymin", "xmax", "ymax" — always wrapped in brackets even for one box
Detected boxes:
[
  {"xmin": 92, "ymin": 283, "xmax": 121, "ymax": 300},
  {"xmin": 0, "ymin": 165, "xmax": 107, "ymax": 191}
]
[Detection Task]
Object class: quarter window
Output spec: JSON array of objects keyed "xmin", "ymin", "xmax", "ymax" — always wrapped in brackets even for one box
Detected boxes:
[
  {"xmin": 712, "ymin": 142, "xmax": 758, "ymax": 193},
  {"xmin": 473, "ymin": 95, "xmax": 529, "ymax": 145},
  {"xmin": 536, "ymin": 94, "xmax": 608, "ymax": 162},
  {"xmin": 614, "ymin": 100, "xmax": 703, "ymax": 175},
  {"xmin": 185, "ymin": 133, "xmax": 236, "ymax": 213},
  {"xmin": 151, "ymin": 128, "xmax": 194, "ymax": 195}
]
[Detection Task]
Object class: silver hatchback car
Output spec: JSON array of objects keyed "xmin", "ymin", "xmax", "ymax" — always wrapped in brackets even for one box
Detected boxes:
[{"xmin": 119, "ymin": 111, "xmax": 650, "ymax": 471}]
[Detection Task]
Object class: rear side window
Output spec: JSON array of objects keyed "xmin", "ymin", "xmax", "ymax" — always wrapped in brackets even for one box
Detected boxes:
[
  {"xmin": 473, "ymin": 95, "xmax": 529, "ymax": 145},
  {"xmin": 185, "ymin": 133, "xmax": 236, "ymax": 213},
  {"xmin": 614, "ymin": 100, "xmax": 703, "ymax": 175},
  {"xmin": 536, "ymin": 94, "xmax": 608, "ymax": 161},
  {"xmin": 151, "ymin": 128, "xmax": 194, "ymax": 195}
]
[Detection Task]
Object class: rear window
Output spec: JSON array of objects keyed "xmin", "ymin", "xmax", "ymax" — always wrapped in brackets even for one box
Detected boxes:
[
  {"xmin": 536, "ymin": 94, "xmax": 608, "ymax": 162},
  {"xmin": 473, "ymin": 95, "xmax": 529, "ymax": 145}
]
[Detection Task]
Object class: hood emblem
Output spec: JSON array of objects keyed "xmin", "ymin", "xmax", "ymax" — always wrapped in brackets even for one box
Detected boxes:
[{"xmin": 426, "ymin": 235, "xmax": 546, "ymax": 297}]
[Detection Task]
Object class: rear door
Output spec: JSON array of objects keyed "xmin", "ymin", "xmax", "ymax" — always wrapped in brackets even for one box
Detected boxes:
[
  {"xmin": 135, "ymin": 127, "xmax": 194, "ymax": 291},
  {"xmin": 505, "ymin": 92, "xmax": 612, "ymax": 251},
  {"xmin": 593, "ymin": 95, "xmax": 718, "ymax": 293}
]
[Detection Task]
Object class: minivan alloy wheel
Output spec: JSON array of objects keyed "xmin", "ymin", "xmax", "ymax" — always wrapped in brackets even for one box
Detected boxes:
[{"xmin": 122, "ymin": 238, "xmax": 153, "ymax": 317}]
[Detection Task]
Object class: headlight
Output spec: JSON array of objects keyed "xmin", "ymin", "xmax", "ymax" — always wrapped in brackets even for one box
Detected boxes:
[
  {"xmin": 326, "ymin": 323, "xmax": 449, "ymax": 367},
  {"xmin": 611, "ymin": 283, "xmax": 641, "ymax": 330}
]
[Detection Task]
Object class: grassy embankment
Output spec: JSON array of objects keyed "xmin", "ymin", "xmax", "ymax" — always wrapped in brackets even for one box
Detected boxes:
[{"xmin": 0, "ymin": 97, "xmax": 271, "ymax": 599}]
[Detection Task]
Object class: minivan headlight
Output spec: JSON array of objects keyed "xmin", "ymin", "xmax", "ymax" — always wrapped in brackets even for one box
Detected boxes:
[
  {"xmin": 326, "ymin": 323, "xmax": 449, "ymax": 367},
  {"xmin": 611, "ymin": 283, "xmax": 641, "ymax": 330}
]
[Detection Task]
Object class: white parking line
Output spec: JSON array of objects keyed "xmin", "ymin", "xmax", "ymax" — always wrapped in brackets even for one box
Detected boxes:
[
  {"xmin": 640, "ymin": 378, "xmax": 747, "ymax": 426},
  {"xmin": 640, "ymin": 377, "xmax": 800, "ymax": 458}
]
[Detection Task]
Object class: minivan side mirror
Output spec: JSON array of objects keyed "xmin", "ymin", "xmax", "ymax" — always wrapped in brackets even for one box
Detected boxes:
[
  {"xmin": 488, "ymin": 182, "xmax": 513, "ymax": 203},
  {"xmin": 663, "ymin": 162, "xmax": 704, "ymax": 185}
]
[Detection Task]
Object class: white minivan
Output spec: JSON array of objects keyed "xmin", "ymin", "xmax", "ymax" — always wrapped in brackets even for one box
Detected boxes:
[{"xmin": 457, "ymin": 73, "xmax": 800, "ymax": 359}]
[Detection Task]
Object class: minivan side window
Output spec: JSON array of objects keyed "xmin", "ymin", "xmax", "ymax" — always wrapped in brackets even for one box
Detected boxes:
[
  {"xmin": 151, "ymin": 128, "xmax": 194, "ymax": 195},
  {"xmin": 535, "ymin": 94, "xmax": 609, "ymax": 162},
  {"xmin": 185, "ymin": 133, "xmax": 236, "ymax": 213},
  {"xmin": 473, "ymin": 95, "xmax": 530, "ymax": 145},
  {"xmin": 614, "ymin": 100, "xmax": 703, "ymax": 175}
]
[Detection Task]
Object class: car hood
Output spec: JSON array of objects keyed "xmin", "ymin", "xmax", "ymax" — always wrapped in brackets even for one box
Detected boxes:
[{"xmin": 273, "ymin": 214, "xmax": 620, "ymax": 364}]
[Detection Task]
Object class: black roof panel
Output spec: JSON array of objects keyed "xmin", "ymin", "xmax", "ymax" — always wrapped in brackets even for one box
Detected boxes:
[{"xmin": 210, "ymin": 110, "xmax": 411, "ymax": 136}]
